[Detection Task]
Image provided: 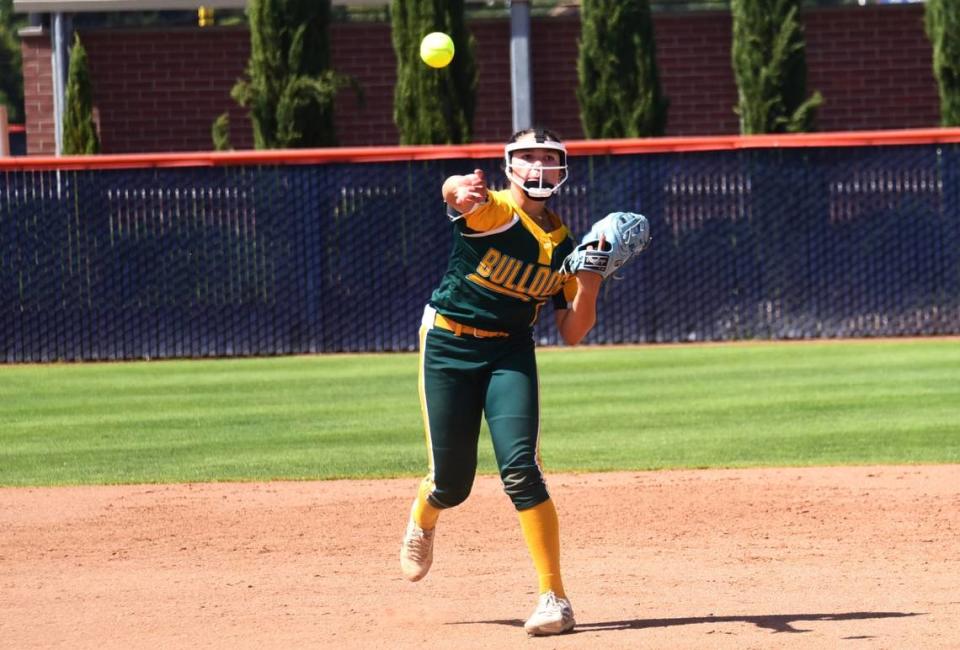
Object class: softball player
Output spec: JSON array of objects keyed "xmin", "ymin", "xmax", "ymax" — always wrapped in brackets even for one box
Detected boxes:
[{"xmin": 400, "ymin": 128, "xmax": 602, "ymax": 636}]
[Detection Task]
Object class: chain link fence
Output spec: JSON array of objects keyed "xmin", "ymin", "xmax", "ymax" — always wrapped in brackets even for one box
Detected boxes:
[{"xmin": 2, "ymin": 142, "xmax": 958, "ymax": 362}]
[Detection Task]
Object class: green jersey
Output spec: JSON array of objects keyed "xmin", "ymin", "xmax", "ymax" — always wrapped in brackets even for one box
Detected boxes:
[{"xmin": 430, "ymin": 189, "xmax": 578, "ymax": 334}]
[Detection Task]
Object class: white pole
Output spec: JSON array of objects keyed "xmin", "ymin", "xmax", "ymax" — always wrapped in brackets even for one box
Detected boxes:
[
  {"xmin": 51, "ymin": 12, "xmax": 70, "ymax": 156},
  {"xmin": 509, "ymin": 0, "xmax": 532, "ymax": 132}
]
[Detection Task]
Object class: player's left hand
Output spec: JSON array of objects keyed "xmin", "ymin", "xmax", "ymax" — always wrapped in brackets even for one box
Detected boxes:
[
  {"xmin": 561, "ymin": 212, "xmax": 650, "ymax": 280},
  {"xmin": 573, "ymin": 234, "xmax": 605, "ymax": 291}
]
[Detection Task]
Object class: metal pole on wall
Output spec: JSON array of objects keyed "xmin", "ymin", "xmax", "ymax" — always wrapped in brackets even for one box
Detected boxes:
[
  {"xmin": 509, "ymin": 0, "xmax": 532, "ymax": 133},
  {"xmin": 51, "ymin": 12, "xmax": 70, "ymax": 156},
  {"xmin": 0, "ymin": 105, "xmax": 9, "ymax": 157}
]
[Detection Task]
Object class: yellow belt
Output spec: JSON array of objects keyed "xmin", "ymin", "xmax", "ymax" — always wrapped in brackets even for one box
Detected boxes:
[{"xmin": 434, "ymin": 313, "xmax": 509, "ymax": 339}]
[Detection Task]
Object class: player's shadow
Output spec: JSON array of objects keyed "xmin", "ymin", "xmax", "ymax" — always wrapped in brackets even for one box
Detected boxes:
[{"xmin": 451, "ymin": 610, "xmax": 920, "ymax": 634}]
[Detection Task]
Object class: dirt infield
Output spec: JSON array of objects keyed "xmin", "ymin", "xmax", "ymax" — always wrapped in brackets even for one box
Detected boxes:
[{"xmin": 1, "ymin": 465, "xmax": 957, "ymax": 649}]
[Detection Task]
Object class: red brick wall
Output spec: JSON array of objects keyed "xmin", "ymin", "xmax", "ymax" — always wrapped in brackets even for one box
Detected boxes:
[
  {"xmin": 656, "ymin": 11, "xmax": 740, "ymax": 135},
  {"xmin": 20, "ymin": 28, "xmax": 56, "ymax": 154},
  {"xmin": 805, "ymin": 6, "xmax": 938, "ymax": 131},
  {"xmin": 20, "ymin": 4, "xmax": 939, "ymax": 155},
  {"xmin": 82, "ymin": 29, "xmax": 253, "ymax": 152}
]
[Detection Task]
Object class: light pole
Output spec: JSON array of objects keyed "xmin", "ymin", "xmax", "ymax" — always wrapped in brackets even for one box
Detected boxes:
[
  {"xmin": 51, "ymin": 12, "xmax": 71, "ymax": 156},
  {"xmin": 509, "ymin": 0, "xmax": 532, "ymax": 132}
]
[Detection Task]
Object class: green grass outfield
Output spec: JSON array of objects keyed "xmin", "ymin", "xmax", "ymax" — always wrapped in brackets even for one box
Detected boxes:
[{"xmin": 1, "ymin": 339, "xmax": 958, "ymax": 487}]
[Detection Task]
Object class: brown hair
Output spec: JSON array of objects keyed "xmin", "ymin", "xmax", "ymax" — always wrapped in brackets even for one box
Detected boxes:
[{"xmin": 507, "ymin": 127, "xmax": 564, "ymax": 145}]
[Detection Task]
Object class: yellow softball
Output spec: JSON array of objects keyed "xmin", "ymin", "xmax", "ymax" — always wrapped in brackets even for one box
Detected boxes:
[{"xmin": 419, "ymin": 32, "xmax": 455, "ymax": 68}]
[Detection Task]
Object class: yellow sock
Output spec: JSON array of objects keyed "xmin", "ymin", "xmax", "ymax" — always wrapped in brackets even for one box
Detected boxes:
[
  {"xmin": 412, "ymin": 477, "xmax": 441, "ymax": 530},
  {"xmin": 517, "ymin": 498, "xmax": 565, "ymax": 598}
]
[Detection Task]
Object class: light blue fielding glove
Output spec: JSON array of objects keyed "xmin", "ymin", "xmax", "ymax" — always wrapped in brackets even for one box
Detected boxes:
[{"xmin": 562, "ymin": 211, "xmax": 650, "ymax": 279}]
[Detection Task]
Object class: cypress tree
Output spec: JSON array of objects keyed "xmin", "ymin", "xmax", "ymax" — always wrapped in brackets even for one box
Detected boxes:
[
  {"xmin": 0, "ymin": 0, "xmax": 24, "ymax": 123},
  {"xmin": 731, "ymin": 0, "xmax": 822, "ymax": 134},
  {"xmin": 62, "ymin": 33, "xmax": 100, "ymax": 155},
  {"xmin": 391, "ymin": 0, "xmax": 477, "ymax": 145},
  {"xmin": 211, "ymin": 113, "xmax": 232, "ymax": 151},
  {"xmin": 925, "ymin": 0, "xmax": 960, "ymax": 126},
  {"xmin": 577, "ymin": 0, "xmax": 668, "ymax": 138},
  {"xmin": 227, "ymin": 0, "xmax": 352, "ymax": 148}
]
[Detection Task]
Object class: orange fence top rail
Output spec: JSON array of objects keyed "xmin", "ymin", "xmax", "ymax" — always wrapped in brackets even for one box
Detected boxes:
[{"xmin": 4, "ymin": 127, "xmax": 960, "ymax": 172}]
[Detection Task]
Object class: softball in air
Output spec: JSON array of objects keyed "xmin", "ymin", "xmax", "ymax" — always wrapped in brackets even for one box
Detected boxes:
[{"xmin": 420, "ymin": 32, "xmax": 455, "ymax": 68}]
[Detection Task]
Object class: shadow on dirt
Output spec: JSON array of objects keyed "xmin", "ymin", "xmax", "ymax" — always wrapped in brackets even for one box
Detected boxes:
[{"xmin": 453, "ymin": 610, "xmax": 921, "ymax": 634}]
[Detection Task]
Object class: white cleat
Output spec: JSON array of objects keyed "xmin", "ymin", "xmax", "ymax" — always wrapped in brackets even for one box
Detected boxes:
[
  {"xmin": 399, "ymin": 516, "xmax": 435, "ymax": 582},
  {"xmin": 524, "ymin": 590, "xmax": 576, "ymax": 636}
]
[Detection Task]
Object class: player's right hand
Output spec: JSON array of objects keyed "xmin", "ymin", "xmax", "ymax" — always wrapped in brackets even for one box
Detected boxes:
[{"xmin": 453, "ymin": 169, "xmax": 488, "ymax": 212}]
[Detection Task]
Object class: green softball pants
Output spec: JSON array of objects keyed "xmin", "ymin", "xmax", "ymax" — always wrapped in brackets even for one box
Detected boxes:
[{"xmin": 417, "ymin": 315, "xmax": 550, "ymax": 512}]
